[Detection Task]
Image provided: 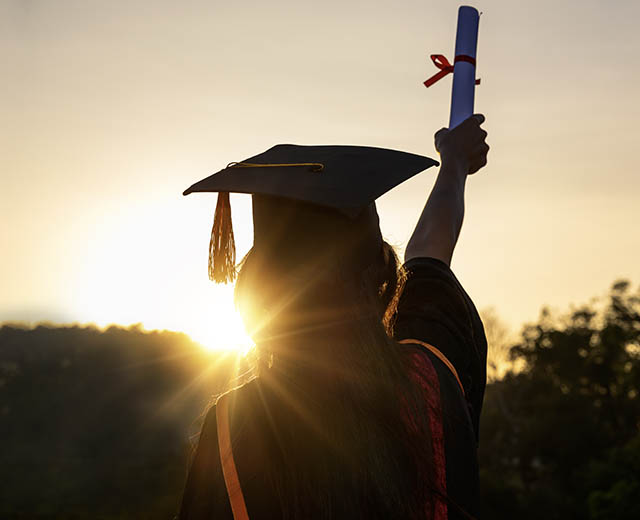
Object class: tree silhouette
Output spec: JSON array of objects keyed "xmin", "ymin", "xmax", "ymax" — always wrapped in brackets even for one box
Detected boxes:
[
  {"xmin": 479, "ymin": 280, "xmax": 640, "ymax": 520},
  {"xmin": 0, "ymin": 324, "xmax": 238, "ymax": 519},
  {"xmin": 480, "ymin": 307, "xmax": 515, "ymax": 382}
]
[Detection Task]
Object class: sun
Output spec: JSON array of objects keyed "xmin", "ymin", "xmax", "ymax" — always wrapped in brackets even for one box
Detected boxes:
[
  {"xmin": 188, "ymin": 307, "xmax": 255, "ymax": 355},
  {"xmin": 69, "ymin": 201, "xmax": 257, "ymax": 355},
  {"xmin": 175, "ymin": 281, "xmax": 256, "ymax": 355}
]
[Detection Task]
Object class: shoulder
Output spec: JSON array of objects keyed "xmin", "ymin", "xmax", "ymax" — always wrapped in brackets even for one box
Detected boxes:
[
  {"xmin": 394, "ymin": 259, "xmax": 488, "ymax": 441},
  {"xmin": 395, "ymin": 257, "xmax": 486, "ymax": 394},
  {"xmin": 399, "ymin": 257, "xmax": 478, "ymax": 323}
]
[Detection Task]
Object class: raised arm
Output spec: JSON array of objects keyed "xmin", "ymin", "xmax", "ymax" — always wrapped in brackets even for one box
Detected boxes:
[{"xmin": 405, "ymin": 114, "xmax": 489, "ymax": 266}]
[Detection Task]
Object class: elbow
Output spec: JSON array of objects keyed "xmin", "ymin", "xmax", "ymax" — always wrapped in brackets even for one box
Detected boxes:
[{"xmin": 404, "ymin": 229, "xmax": 458, "ymax": 266}]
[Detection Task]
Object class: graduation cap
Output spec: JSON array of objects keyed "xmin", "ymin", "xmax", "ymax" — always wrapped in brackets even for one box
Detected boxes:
[{"xmin": 183, "ymin": 144, "xmax": 439, "ymax": 283}]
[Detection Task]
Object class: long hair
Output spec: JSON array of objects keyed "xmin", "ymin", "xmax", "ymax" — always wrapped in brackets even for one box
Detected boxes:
[{"xmin": 233, "ymin": 240, "xmax": 438, "ymax": 519}]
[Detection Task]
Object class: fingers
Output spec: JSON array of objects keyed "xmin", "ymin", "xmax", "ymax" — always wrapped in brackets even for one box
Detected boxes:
[
  {"xmin": 472, "ymin": 113, "xmax": 485, "ymax": 125},
  {"xmin": 457, "ymin": 119, "xmax": 488, "ymax": 150},
  {"xmin": 434, "ymin": 127, "xmax": 449, "ymax": 152},
  {"xmin": 457, "ymin": 113, "xmax": 485, "ymax": 131},
  {"xmin": 465, "ymin": 116, "xmax": 488, "ymax": 150},
  {"xmin": 465, "ymin": 122, "xmax": 489, "ymax": 174},
  {"xmin": 453, "ymin": 114, "xmax": 486, "ymax": 141},
  {"xmin": 435, "ymin": 127, "xmax": 448, "ymax": 138},
  {"xmin": 469, "ymin": 154, "xmax": 488, "ymax": 175},
  {"xmin": 463, "ymin": 114, "xmax": 485, "ymax": 127},
  {"xmin": 472, "ymin": 142, "xmax": 490, "ymax": 156},
  {"xmin": 468, "ymin": 142, "xmax": 489, "ymax": 175},
  {"xmin": 435, "ymin": 114, "xmax": 489, "ymax": 174}
]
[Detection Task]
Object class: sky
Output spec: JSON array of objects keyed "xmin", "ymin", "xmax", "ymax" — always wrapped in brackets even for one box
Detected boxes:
[{"xmin": 2, "ymin": 0, "xmax": 640, "ymax": 350}]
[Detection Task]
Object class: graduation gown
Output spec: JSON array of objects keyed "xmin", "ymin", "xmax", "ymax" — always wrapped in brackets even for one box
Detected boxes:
[{"xmin": 178, "ymin": 257, "xmax": 487, "ymax": 519}]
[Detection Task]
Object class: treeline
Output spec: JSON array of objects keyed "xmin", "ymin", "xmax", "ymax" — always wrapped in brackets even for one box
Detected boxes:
[
  {"xmin": 1, "ymin": 280, "xmax": 639, "ymax": 519},
  {"xmin": 0, "ymin": 325, "xmax": 243, "ymax": 520},
  {"xmin": 479, "ymin": 280, "xmax": 640, "ymax": 519}
]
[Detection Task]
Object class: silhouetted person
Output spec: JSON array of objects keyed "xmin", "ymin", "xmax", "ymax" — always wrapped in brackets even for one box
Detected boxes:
[{"xmin": 179, "ymin": 114, "xmax": 489, "ymax": 519}]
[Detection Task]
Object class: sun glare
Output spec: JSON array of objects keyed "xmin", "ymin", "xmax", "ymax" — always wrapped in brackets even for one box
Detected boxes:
[
  {"xmin": 182, "ymin": 283, "xmax": 256, "ymax": 355},
  {"xmin": 173, "ymin": 282, "xmax": 256, "ymax": 355},
  {"xmin": 68, "ymin": 196, "xmax": 259, "ymax": 355},
  {"xmin": 187, "ymin": 307, "xmax": 255, "ymax": 356}
]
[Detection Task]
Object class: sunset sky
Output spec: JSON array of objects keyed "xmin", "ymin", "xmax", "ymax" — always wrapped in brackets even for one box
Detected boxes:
[{"xmin": 3, "ymin": 0, "xmax": 640, "ymax": 350}]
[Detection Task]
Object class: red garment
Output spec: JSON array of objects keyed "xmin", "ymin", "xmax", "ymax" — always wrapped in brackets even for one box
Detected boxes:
[{"xmin": 406, "ymin": 348, "xmax": 448, "ymax": 520}]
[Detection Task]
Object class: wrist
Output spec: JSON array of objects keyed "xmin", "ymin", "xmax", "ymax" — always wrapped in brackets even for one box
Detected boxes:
[
  {"xmin": 439, "ymin": 154, "xmax": 469, "ymax": 176},
  {"xmin": 436, "ymin": 160, "xmax": 468, "ymax": 194}
]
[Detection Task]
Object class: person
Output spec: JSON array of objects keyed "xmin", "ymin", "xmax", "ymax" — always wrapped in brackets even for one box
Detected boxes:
[{"xmin": 178, "ymin": 114, "xmax": 489, "ymax": 519}]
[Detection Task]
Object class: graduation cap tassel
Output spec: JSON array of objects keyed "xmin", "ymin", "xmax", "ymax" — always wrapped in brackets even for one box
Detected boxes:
[{"xmin": 208, "ymin": 192, "xmax": 237, "ymax": 283}]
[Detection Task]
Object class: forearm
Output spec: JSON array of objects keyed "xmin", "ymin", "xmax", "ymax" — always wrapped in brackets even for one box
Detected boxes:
[{"xmin": 404, "ymin": 160, "xmax": 467, "ymax": 266}]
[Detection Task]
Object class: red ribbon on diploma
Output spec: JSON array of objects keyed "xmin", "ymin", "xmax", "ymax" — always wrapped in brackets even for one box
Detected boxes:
[{"xmin": 423, "ymin": 54, "xmax": 481, "ymax": 88}]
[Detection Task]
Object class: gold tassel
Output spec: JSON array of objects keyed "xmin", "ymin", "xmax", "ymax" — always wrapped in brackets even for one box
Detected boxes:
[{"xmin": 208, "ymin": 192, "xmax": 236, "ymax": 283}]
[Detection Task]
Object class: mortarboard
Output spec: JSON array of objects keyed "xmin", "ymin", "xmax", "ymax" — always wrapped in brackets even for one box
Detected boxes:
[{"xmin": 183, "ymin": 144, "xmax": 439, "ymax": 283}]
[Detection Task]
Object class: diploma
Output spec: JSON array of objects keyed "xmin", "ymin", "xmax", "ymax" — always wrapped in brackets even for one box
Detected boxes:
[{"xmin": 448, "ymin": 6, "xmax": 480, "ymax": 129}]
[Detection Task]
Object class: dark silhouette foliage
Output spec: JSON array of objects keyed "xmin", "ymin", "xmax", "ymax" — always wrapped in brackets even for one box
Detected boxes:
[
  {"xmin": 479, "ymin": 280, "xmax": 640, "ymax": 520},
  {"xmin": 0, "ymin": 279, "xmax": 638, "ymax": 518},
  {"xmin": 0, "ymin": 324, "xmax": 240, "ymax": 519}
]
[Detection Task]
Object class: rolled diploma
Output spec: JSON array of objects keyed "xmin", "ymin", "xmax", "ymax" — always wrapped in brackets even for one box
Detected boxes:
[{"xmin": 448, "ymin": 6, "xmax": 480, "ymax": 129}]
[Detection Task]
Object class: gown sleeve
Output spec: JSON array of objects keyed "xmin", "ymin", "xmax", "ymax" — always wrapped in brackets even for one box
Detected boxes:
[{"xmin": 394, "ymin": 256, "xmax": 488, "ymax": 440}]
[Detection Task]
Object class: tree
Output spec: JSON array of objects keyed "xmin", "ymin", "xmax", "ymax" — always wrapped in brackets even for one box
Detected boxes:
[
  {"xmin": 0, "ymin": 324, "xmax": 238, "ymax": 519},
  {"xmin": 479, "ymin": 280, "xmax": 640, "ymax": 519},
  {"xmin": 480, "ymin": 307, "xmax": 516, "ymax": 382}
]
